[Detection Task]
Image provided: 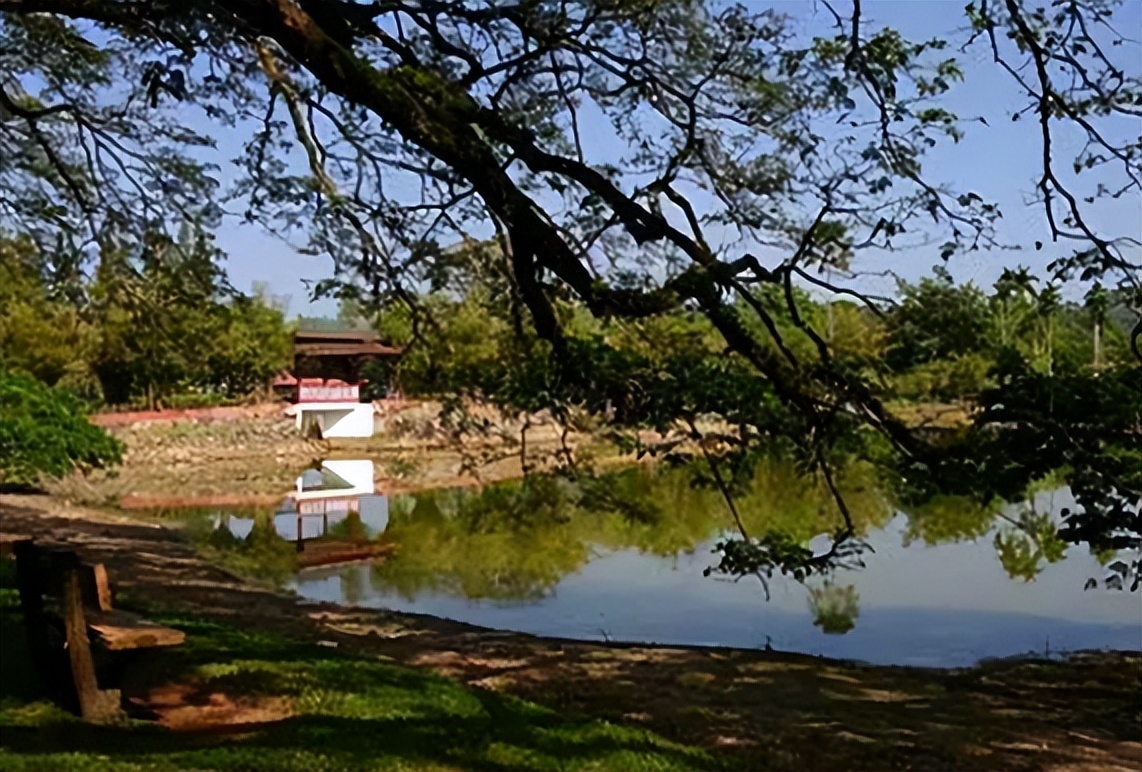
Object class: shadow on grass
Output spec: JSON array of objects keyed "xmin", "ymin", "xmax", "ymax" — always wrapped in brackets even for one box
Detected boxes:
[
  {"xmin": 0, "ymin": 709, "xmax": 716, "ymax": 772},
  {"xmin": 0, "ymin": 567, "xmax": 718, "ymax": 772},
  {"xmin": 2, "ymin": 512, "xmax": 1138, "ymax": 772}
]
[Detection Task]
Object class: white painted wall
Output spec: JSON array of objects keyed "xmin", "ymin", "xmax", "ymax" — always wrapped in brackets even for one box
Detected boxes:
[{"xmin": 285, "ymin": 403, "xmax": 376, "ymax": 438}]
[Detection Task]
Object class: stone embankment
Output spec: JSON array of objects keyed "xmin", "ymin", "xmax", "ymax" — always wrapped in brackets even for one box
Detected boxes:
[{"xmin": 57, "ymin": 400, "xmax": 590, "ymax": 508}]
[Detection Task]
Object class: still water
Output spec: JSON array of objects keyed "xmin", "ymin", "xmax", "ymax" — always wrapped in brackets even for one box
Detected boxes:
[{"xmin": 214, "ymin": 459, "xmax": 1140, "ymax": 667}]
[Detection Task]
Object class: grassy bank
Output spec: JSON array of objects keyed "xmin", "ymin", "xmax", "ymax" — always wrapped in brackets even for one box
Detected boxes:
[
  {"xmin": 50, "ymin": 403, "xmax": 599, "ymax": 507},
  {"xmin": 0, "ymin": 560, "xmax": 715, "ymax": 772}
]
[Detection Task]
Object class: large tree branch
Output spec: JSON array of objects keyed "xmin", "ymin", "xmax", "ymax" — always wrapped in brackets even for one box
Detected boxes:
[{"xmin": 0, "ymin": 0, "xmax": 925, "ymax": 457}]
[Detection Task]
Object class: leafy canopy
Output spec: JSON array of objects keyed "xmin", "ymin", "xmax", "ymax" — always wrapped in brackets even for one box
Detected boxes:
[
  {"xmin": 0, "ymin": 0, "xmax": 1138, "ymax": 581},
  {"xmin": 0, "ymin": 231, "xmax": 294, "ymax": 408}
]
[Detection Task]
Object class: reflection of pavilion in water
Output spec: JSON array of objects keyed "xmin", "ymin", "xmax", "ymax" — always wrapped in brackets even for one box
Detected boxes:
[
  {"xmin": 286, "ymin": 460, "xmax": 390, "ymax": 568},
  {"xmin": 226, "ymin": 460, "xmax": 393, "ymax": 569}
]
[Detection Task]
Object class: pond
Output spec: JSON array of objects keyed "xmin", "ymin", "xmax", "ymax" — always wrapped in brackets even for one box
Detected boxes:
[{"xmin": 208, "ymin": 458, "xmax": 1140, "ymax": 668}]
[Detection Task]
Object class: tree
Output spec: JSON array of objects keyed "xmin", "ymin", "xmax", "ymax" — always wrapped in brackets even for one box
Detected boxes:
[
  {"xmin": 204, "ymin": 293, "xmax": 294, "ymax": 397},
  {"xmin": 886, "ymin": 271, "xmax": 990, "ymax": 370},
  {"xmin": 87, "ymin": 226, "xmax": 226, "ymax": 406},
  {"xmin": 83, "ymin": 225, "xmax": 294, "ymax": 406},
  {"xmin": 1, "ymin": 0, "xmax": 1138, "ymax": 582},
  {"xmin": 0, "ymin": 237, "xmax": 97, "ymax": 392},
  {"xmin": 990, "ymin": 267, "xmax": 1037, "ymax": 352},
  {"xmin": 1, "ymin": 228, "xmax": 293, "ymax": 407},
  {"xmin": 1033, "ymin": 283, "xmax": 1062, "ymax": 376}
]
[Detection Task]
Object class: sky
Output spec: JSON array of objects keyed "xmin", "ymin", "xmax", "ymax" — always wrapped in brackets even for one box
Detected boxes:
[{"xmin": 203, "ymin": 0, "xmax": 1141, "ymax": 318}]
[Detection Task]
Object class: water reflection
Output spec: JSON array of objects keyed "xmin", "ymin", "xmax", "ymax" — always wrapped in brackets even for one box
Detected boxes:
[
  {"xmin": 198, "ymin": 456, "xmax": 1138, "ymax": 666},
  {"xmin": 209, "ymin": 460, "xmax": 390, "ymax": 572},
  {"xmin": 808, "ymin": 583, "xmax": 860, "ymax": 635},
  {"xmin": 215, "ymin": 461, "xmax": 389, "ymax": 542},
  {"xmin": 367, "ymin": 460, "xmax": 892, "ymax": 603}
]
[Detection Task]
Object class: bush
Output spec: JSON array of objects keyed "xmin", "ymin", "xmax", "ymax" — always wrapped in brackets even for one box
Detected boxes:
[
  {"xmin": 892, "ymin": 353, "xmax": 993, "ymax": 402},
  {"xmin": 0, "ymin": 370, "xmax": 122, "ymax": 490}
]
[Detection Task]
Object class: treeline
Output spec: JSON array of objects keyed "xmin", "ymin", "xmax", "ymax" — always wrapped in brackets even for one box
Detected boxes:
[
  {"xmin": 0, "ymin": 231, "xmax": 293, "ymax": 409},
  {"xmin": 356, "ymin": 258, "xmax": 1132, "ymax": 404},
  {"xmin": 880, "ymin": 267, "xmax": 1132, "ymax": 401},
  {"xmin": 3, "ymin": 225, "xmax": 1133, "ymax": 413},
  {"xmin": 364, "ymin": 261, "xmax": 1134, "ymax": 408}
]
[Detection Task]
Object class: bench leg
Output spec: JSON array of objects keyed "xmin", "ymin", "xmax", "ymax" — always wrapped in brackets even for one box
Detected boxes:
[
  {"xmin": 12, "ymin": 541, "xmax": 62, "ymax": 699},
  {"xmin": 62, "ymin": 567, "xmax": 122, "ymax": 723},
  {"xmin": 82, "ymin": 563, "xmax": 113, "ymax": 612}
]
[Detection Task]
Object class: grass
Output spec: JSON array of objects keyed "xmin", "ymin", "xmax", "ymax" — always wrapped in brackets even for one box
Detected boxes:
[{"xmin": 0, "ymin": 559, "xmax": 718, "ymax": 772}]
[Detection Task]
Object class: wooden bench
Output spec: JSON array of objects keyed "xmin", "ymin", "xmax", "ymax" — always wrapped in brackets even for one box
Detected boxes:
[{"xmin": 11, "ymin": 540, "xmax": 186, "ymax": 723}]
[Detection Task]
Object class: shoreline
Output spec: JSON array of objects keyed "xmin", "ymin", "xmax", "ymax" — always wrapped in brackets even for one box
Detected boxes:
[
  {"xmin": 66, "ymin": 398, "xmax": 970, "ymax": 510},
  {"xmin": 59, "ymin": 399, "xmax": 604, "ymax": 507},
  {"xmin": 4, "ymin": 492, "xmax": 1137, "ymax": 671},
  {"xmin": 2, "ymin": 493, "xmax": 1140, "ymax": 769}
]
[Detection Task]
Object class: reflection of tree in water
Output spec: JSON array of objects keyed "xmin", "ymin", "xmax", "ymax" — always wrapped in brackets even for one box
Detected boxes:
[
  {"xmin": 371, "ymin": 482, "xmax": 590, "ymax": 602},
  {"xmin": 327, "ymin": 511, "xmax": 366, "ymax": 541},
  {"xmin": 371, "ymin": 457, "xmax": 894, "ymax": 602},
  {"xmin": 339, "ymin": 565, "xmax": 366, "ymax": 606},
  {"xmin": 206, "ymin": 512, "xmax": 242, "ymax": 550},
  {"xmin": 994, "ymin": 506, "xmax": 1067, "ymax": 582},
  {"xmin": 190, "ymin": 457, "xmax": 1086, "ymax": 603},
  {"xmin": 808, "ymin": 582, "xmax": 860, "ymax": 635},
  {"xmin": 901, "ymin": 495, "xmax": 998, "ymax": 547},
  {"xmin": 197, "ymin": 507, "xmax": 297, "ymax": 583},
  {"xmin": 900, "ymin": 485, "xmax": 1081, "ymax": 583}
]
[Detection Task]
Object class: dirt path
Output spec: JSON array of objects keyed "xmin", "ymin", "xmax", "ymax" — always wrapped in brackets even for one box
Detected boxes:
[{"xmin": 1, "ymin": 495, "xmax": 1139, "ymax": 771}]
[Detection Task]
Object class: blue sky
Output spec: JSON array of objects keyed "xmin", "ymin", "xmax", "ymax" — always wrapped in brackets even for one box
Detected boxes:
[{"xmin": 207, "ymin": 0, "xmax": 1141, "ymax": 317}]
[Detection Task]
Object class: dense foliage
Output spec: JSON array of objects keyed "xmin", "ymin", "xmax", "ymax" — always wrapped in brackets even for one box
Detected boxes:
[
  {"xmin": 371, "ymin": 253, "xmax": 1134, "ymax": 408},
  {"xmin": 0, "ymin": 233, "xmax": 293, "ymax": 408},
  {"xmin": 0, "ymin": 369, "xmax": 122, "ymax": 490}
]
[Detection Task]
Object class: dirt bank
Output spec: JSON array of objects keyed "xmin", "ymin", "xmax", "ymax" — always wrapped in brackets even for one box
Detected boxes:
[
  {"xmin": 61, "ymin": 400, "xmax": 602, "ymax": 507},
  {"xmin": 1, "ymin": 494, "xmax": 1139, "ymax": 771},
  {"xmin": 67, "ymin": 399, "xmax": 970, "ymax": 510}
]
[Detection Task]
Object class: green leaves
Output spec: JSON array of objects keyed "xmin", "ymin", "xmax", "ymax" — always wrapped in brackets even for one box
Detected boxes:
[
  {"xmin": 0, "ymin": 13, "xmax": 223, "ymax": 249},
  {"xmin": 0, "ymin": 369, "xmax": 122, "ymax": 490},
  {"xmin": 904, "ymin": 358, "xmax": 1142, "ymax": 591},
  {"xmin": 808, "ymin": 582, "xmax": 860, "ymax": 634},
  {"xmin": 994, "ymin": 507, "xmax": 1069, "ymax": 582},
  {"xmin": 0, "ymin": 0, "xmax": 1136, "ymax": 593},
  {"xmin": 886, "ymin": 276, "xmax": 990, "ymax": 370},
  {"xmin": 0, "ymin": 231, "xmax": 291, "ymax": 408}
]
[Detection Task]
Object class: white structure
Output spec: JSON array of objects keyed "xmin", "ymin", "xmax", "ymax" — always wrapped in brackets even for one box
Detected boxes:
[
  {"xmin": 284, "ymin": 401, "xmax": 376, "ymax": 438},
  {"xmin": 281, "ymin": 460, "xmax": 387, "ymax": 539},
  {"xmin": 294, "ymin": 459, "xmax": 375, "ymax": 500},
  {"xmin": 215, "ymin": 460, "xmax": 388, "ymax": 544},
  {"xmin": 284, "ymin": 381, "xmax": 376, "ymax": 438}
]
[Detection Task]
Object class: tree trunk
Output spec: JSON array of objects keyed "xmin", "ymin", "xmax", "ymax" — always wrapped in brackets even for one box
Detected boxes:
[{"xmin": 1092, "ymin": 320, "xmax": 1102, "ymax": 371}]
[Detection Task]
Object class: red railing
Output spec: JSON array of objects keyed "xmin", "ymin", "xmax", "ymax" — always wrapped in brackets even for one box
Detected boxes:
[{"xmin": 296, "ymin": 378, "xmax": 361, "ymax": 403}]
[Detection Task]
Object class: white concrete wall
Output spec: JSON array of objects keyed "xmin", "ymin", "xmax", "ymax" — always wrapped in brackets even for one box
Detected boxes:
[
  {"xmin": 286, "ymin": 403, "xmax": 376, "ymax": 438},
  {"xmin": 320, "ymin": 405, "xmax": 375, "ymax": 437}
]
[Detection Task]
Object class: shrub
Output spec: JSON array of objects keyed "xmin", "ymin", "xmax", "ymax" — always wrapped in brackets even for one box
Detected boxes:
[{"xmin": 0, "ymin": 370, "xmax": 122, "ymax": 490}]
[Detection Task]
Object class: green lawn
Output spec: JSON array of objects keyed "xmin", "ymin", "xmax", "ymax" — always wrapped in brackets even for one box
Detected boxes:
[{"xmin": 0, "ymin": 560, "xmax": 717, "ymax": 772}]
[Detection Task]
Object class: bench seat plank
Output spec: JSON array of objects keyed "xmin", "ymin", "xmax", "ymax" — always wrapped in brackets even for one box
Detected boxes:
[{"xmin": 86, "ymin": 609, "xmax": 186, "ymax": 651}]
